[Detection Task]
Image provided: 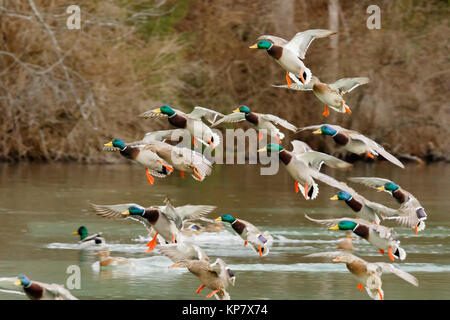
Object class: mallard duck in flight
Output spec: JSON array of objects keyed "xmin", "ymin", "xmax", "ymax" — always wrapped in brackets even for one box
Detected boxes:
[
  {"xmin": 304, "ymin": 251, "xmax": 418, "ymax": 300},
  {"xmin": 257, "ymin": 141, "xmax": 352, "ymax": 200},
  {"xmin": 159, "ymin": 242, "xmax": 235, "ymax": 300},
  {"xmin": 250, "ymin": 29, "xmax": 336, "ymax": 87},
  {"xmin": 273, "ymin": 76, "xmax": 369, "ymax": 117},
  {"xmin": 305, "ymin": 215, "xmax": 406, "ymax": 261},
  {"xmin": 215, "ymin": 214, "xmax": 273, "ymax": 258},
  {"xmin": 299, "ymin": 124, "xmax": 405, "ymax": 168},
  {"xmin": 348, "ymin": 177, "xmax": 427, "ymax": 234},
  {"xmin": 104, "ymin": 139, "xmax": 174, "ymax": 185},
  {"xmin": 0, "ymin": 275, "xmax": 78, "ymax": 300},
  {"xmin": 139, "ymin": 105, "xmax": 223, "ymax": 148},
  {"xmin": 90, "ymin": 198, "xmax": 216, "ymax": 252},
  {"xmin": 212, "ymin": 105, "xmax": 297, "ymax": 143}
]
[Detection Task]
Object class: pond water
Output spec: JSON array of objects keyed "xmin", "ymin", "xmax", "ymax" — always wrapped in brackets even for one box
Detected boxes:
[{"xmin": 0, "ymin": 161, "xmax": 449, "ymax": 300}]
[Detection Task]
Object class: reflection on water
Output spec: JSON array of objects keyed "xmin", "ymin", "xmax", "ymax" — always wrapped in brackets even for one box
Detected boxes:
[{"xmin": 0, "ymin": 162, "xmax": 449, "ymax": 300}]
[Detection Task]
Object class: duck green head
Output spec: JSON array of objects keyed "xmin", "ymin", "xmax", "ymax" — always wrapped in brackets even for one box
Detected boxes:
[
  {"xmin": 233, "ymin": 105, "xmax": 251, "ymax": 114},
  {"xmin": 257, "ymin": 143, "xmax": 284, "ymax": 153},
  {"xmin": 73, "ymin": 226, "xmax": 88, "ymax": 240},
  {"xmin": 152, "ymin": 104, "xmax": 176, "ymax": 117},
  {"xmin": 15, "ymin": 275, "xmax": 31, "ymax": 287},
  {"xmin": 313, "ymin": 125, "xmax": 338, "ymax": 136},
  {"xmin": 378, "ymin": 182, "xmax": 399, "ymax": 192},
  {"xmin": 104, "ymin": 139, "xmax": 127, "ymax": 150},
  {"xmin": 329, "ymin": 220, "xmax": 358, "ymax": 231},
  {"xmin": 330, "ymin": 190, "xmax": 352, "ymax": 201},
  {"xmin": 215, "ymin": 214, "xmax": 236, "ymax": 224},
  {"xmin": 249, "ymin": 40, "xmax": 273, "ymax": 50},
  {"xmin": 122, "ymin": 206, "xmax": 145, "ymax": 216}
]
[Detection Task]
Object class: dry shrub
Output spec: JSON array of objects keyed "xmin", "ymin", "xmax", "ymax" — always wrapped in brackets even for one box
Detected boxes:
[
  {"xmin": 0, "ymin": 0, "xmax": 190, "ymax": 162},
  {"xmin": 177, "ymin": 0, "xmax": 450, "ymax": 161}
]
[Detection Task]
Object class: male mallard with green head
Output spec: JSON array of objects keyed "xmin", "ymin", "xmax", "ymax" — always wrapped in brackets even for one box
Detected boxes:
[
  {"xmin": 304, "ymin": 252, "xmax": 418, "ymax": 300},
  {"xmin": 257, "ymin": 142, "xmax": 351, "ymax": 200},
  {"xmin": 305, "ymin": 215, "xmax": 406, "ymax": 261},
  {"xmin": 348, "ymin": 177, "xmax": 427, "ymax": 234},
  {"xmin": 72, "ymin": 226, "xmax": 105, "ymax": 248},
  {"xmin": 90, "ymin": 200, "xmax": 216, "ymax": 252},
  {"xmin": 215, "ymin": 214, "xmax": 273, "ymax": 258},
  {"xmin": 273, "ymin": 76, "xmax": 369, "ymax": 117},
  {"xmin": 250, "ymin": 29, "xmax": 336, "ymax": 87},
  {"xmin": 0, "ymin": 275, "xmax": 78, "ymax": 300},
  {"xmin": 104, "ymin": 138, "xmax": 174, "ymax": 185},
  {"xmin": 299, "ymin": 124, "xmax": 405, "ymax": 168},
  {"xmin": 159, "ymin": 242, "xmax": 235, "ymax": 300},
  {"xmin": 212, "ymin": 105, "xmax": 297, "ymax": 143},
  {"xmin": 139, "ymin": 105, "xmax": 223, "ymax": 148}
]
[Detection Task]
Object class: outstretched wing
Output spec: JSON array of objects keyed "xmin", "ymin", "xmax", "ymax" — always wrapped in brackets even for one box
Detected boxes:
[
  {"xmin": 284, "ymin": 29, "xmax": 336, "ymax": 59},
  {"xmin": 39, "ymin": 283, "xmax": 79, "ymax": 300},
  {"xmin": 375, "ymin": 263, "xmax": 419, "ymax": 287},
  {"xmin": 259, "ymin": 114, "xmax": 298, "ymax": 132},
  {"xmin": 271, "ymin": 81, "xmax": 314, "ymax": 91},
  {"xmin": 348, "ymin": 133, "xmax": 405, "ymax": 168},
  {"xmin": 188, "ymin": 106, "xmax": 224, "ymax": 124},
  {"xmin": 329, "ymin": 77, "xmax": 370, "ymax": 95},
  {"xmin": 291, "ymin": 140, "xmax": 313, "ymax": 154},
  {"xmin": 348, "ymin": 177, "xmax": 393, "ymax": 190},
  {"xmin": 211, "ymin": 112, "xmax": 246, "ymax": 127},
  {"xmin": 158, "ymin": 242, "xmax": 210, "ymax": 263},
  {"xmin": 304, "ymin": 214, "xmax": 366, "ymax": 228},
  {"xmin": 141, "ymin": 129, "xmax": 189, "ymax": 143},
  {"xmin": 296, "ymin": 151, "xmax": 352, "ymax": 171},
  {"xmin": 303, "ymin": 251, "xmax": 358, "ymax": 262},
  {"xmin": 89, "ymin": 203, "xmax": 156, "ymax": 234},
  {"xmin": 139, "ymin": 108, "xmax": 186, "ymax": 119},
  {"xmin": 256, "ymin": 35, "xmax": 288, "ymax": 47},
  {"xmin": 210, "ymin": 258, "xmax": 235, "ymax": 286}
]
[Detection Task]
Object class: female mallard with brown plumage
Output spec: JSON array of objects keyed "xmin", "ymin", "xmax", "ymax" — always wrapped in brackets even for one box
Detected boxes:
[
  {"xmin": 215, "ymin": 214, "xmax": 273, "ymax": 258},
  {"xmin": 299, "ymin": 124, "xmax": 405, "ymax": 168},
  {"xmin": 159, "ymin": 242, "xmax": 235, "ymax": 300},
  {"xmin": 273, "ymin": 76, "xmax": 369, "ymax": 117},
  {"xmin": 211, "ymin": 105, "xmax": 297, "ymax": 143},
  {"xmin": 250, "ymin": 29, "xmax": 336, "ymax": 87},
  {"xmin": 304, "ymin": 251, "xmax": 418, "ymax": 300},
  {"xmin": 348, "ymin": 177, "xmax": 427, "ymax": 234},
  {"xmin": 139, "ymin": 105, "xmax": 223, "ymax": 148},
  {"xmin": 96, "ymin": 249, "xmax": 130, "ymax": 268},
  {"xmin": 104, "ymin": 138, "xmax": 174, "ymax": 185},
  {"xmin": 0, "ymin": 275, "xmax": 78, "ymax": 300},
  {"xmin": 305, "ymin": 215, "xmax": 406, "ymax": 261},
  {"xmin": 90, "ymin": 199, "xmax": 216, "ymax": 252}
]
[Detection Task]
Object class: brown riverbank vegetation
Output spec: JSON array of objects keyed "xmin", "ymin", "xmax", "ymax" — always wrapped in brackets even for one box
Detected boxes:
[{"xmin": 0, "ymin": 0, "xmax": 449, "ymax": 163}]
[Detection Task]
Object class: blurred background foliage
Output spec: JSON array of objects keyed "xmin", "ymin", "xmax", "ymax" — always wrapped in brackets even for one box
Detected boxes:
[{"xmin": 0, "ymin": 0, "xmax": 448, "ymax": 163}]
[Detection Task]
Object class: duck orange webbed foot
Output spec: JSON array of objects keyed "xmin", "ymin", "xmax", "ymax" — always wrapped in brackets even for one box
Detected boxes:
[
  {"xmin": 158, "ymin": 160, "xmax": 174, "ymax": 172},
  {"xmin": 244, "ymin": 241, "xmax": 247, "ymax": 247},
  {"xmin": 344, "ymin": 105, "xmax": 352, "ymax": 114},
  {"xmin": 377, "ymin": 289, "xmax": 384, "ymax": 300},
  {"xmin": 206, "ymin": 290, "xmax": 219, "ymax": 298},
  {"xmin": 295, "ymin": 181, "xmax": 299, "ymax": 193},
  {"xmin": 180, "ymin": 171, "xmax": 185, "ymax": 178},
  {"xmin": 378, "ymin": 249, "xmax": 385, "ymax": 255},
  {"xmin": 145, "ymin": 232, "xmax": 159, "ymax": 253},
  {"xmin": 322, "ymin": 105, "xmax": 330, "ymax": 117},
  {"xmin": 366, "ymin": 151, "xmax": 375, "ymax": 159},
  {"xmin": 192, "ymin": 137, "xmax": 198, "ymax": 148},
  {"xmin": 195, "ymin": 284, "xmax": 205, "ymax": 294},
  {"xmin": 193, "ymin": 168, "xmax": 203, "ymax": 181},
  {"xmin": 286, "ymin": 73, "xmax": 292, "ymax": 88},
  {"xmin": 357, "ymin": 283, "xmax": 364, "ymax": 291},
  {"xmin": 258, "ymin": 245, "xmax": 263, "ymax": 258},
  {"xmin": 415, "ymin": 224, "xmax": 418, "ymax": 234},
  {"xmin": 145, "ymin": 168, "xmax": 155, "ymax": 185},
  {"xmin": 388, "ymin": 247, "xmax": 395, "ymax": 261}
]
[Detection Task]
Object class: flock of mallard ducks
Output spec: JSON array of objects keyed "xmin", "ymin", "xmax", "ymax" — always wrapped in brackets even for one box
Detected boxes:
[{"xmin": 0, "ymin": 29, "xmax": 428, "ymax": 301}]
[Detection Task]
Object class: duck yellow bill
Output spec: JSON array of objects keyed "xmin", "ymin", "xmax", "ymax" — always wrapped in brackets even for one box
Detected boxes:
[
  {"xmin": 14, "ymin": 279, "xmax": 21, "ymax": 286},
  {"xmin": 313, "ymin": 129, "xmax": 322, "ymax": 135},
  {"xmin": 152, "ymin": 108, "xmax": 161, "ymax": 113},
  {"xmin": 257, "ymin": 147, "xmax": 267, "ymax": 153},
  {"xmin": 104, "ymin": 141, "xmax": 113, "ymax": 147},
  {"xmin": 215, "ymin": 217, "xmax": 222, "ymax": 222},
  {"xmin": 330, "ymin": 195, "xmax": 339, "ymax": 200},
  {"xmin": 122, "ymin": 210, "xmax": 130, "ymax": 215},
  {"xmin": 232, "ymin": 108, "xmax": 240, "ymax": 113},
  {"xmin": 377, "ymin": 186, "xmax": 385, "ymax": 192},
  {"xmin": 249, "ymin": 44, "xmax": 258, "ymax": 49},
  {"xmin": 329, "ymin": 225, "xmax": 339, "ymax": 230},
  {"xmin": 72, "ymin": 231, "xmax": 79, "ymax": 235}
]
